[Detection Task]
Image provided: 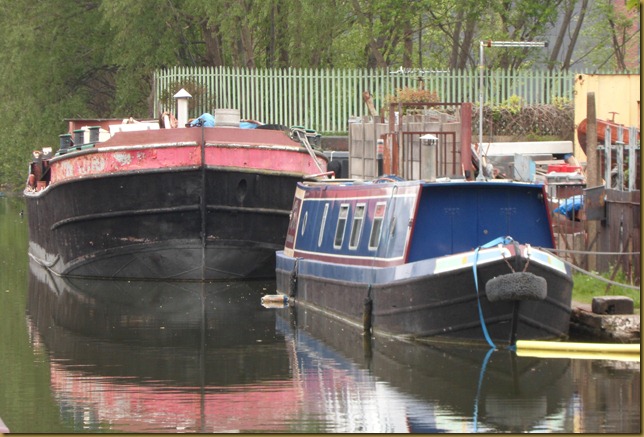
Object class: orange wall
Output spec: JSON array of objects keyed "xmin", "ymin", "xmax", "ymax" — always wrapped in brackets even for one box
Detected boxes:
[{"xmin": 573, "ymin": 74, "xmax": 640, "ymax": 160}]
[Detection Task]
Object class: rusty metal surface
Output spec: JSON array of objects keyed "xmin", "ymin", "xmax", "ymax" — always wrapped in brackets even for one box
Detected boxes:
[{"xmin": 584, "ymin": 185, "xmax": 606, "ymax": 221}]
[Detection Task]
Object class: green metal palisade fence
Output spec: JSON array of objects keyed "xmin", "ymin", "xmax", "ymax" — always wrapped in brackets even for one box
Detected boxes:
[{"xmin": 153, "ymin": 67, "xmax": 614, "ymax": 134}]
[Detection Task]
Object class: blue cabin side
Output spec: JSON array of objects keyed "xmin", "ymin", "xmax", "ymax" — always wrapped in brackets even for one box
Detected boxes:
[
  {"xmin": 406, "ymin": 181, "xmax": 555, "ymax": 262},
  {"xmin": 287, "ymin": 180, "xmax": 555, "ymax": 266},
  {"xmin": 287, "ymin": 182, "xmax": 420, "ymax": 265}
]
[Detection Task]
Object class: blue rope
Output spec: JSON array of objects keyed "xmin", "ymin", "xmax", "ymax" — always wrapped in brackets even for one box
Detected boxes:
[
  {"xmin": 473, "ymin": 236, "xmax": 513, "ymax": 349},
  {"xmin": 472, "ymin": 347, "xmax": 495, "ymax": 432}
]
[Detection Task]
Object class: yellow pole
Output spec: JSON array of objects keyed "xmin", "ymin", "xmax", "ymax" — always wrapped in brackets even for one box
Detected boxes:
[
  {"xmin": 516, "ymin": 340, "xmax": 640, "ymax": 361},
  {"xmin": 516, "ymin": 349, "xmax": 639, "ymax": 362}
]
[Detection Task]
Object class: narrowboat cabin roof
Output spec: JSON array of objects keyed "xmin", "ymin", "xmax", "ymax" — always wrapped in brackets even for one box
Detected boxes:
[{"xmin": 285, "ymin": 178, "xmax": 556, "ymax": 267}]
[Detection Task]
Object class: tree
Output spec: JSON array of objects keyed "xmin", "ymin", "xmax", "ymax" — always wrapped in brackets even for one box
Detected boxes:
[
  {"xmin": 547, "ymin": 0, "xmax": 589, "ymax": 71},
  {"xmin": 349, "ymin": 0, "xmax": 421, "ymax": 68},
  {"xmin": 574, "ymin": 0, "xmax": 639, "ymax": 71},
  {"xmin": 487, "ymin": 0, "xmax": 561, "ymax": 70},
  {"xmin": 427, "ymin": 0, "xmax": 491, "ymax": 69},
  {"xmin": 0, "ymin": 0, "xmax": 114, "ymax": 188},
  {"xmin": 0, "ymin": 0, "xmax": 639, "ymax": 191}
]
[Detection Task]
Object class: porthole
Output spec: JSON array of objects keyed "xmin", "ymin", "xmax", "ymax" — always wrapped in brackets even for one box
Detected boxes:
[{"xmin": 301, "ymin": 212, "xmax": 308, "ymax": 236}]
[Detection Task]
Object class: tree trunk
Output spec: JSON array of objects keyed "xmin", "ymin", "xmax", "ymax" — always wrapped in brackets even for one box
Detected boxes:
[
  {"xmin": 608, "ymin": 17, "xmax": 627, "ymax": 70},
  {"xmin": 351, "ymin": 0, "xmax": 387, "ymax": 68},
  {"xmin": 201, "ymin": 20, "xmax": 223, "ymax": 66},
  {"xmin": 457, "ymin": 17, "xmax": 477, "ymax": 69},
  {"xmin": 562, "ymin": 0, "xmax": 588, "ymax": 70},
  {"xmin": 548, "ymin": 0, "xmax": 575, "ymax": 70},
  {"xmin": 449, "ymin": 9, "xmax": 464, "ymax": 69},
  {"xmin": 403, "ymin": 19, "xmax": 413, "ymax": 68}
]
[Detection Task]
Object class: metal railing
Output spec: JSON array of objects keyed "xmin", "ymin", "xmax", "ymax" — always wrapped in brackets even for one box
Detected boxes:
[{"xmin": 153, "ymin": 66, "xmax": 629, "ymax": 134}]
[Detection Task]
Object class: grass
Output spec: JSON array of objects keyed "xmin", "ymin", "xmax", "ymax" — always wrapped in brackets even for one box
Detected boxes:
[{"xmin": 572, "ymin": 267, "xmax": 640, "ymax": 312}]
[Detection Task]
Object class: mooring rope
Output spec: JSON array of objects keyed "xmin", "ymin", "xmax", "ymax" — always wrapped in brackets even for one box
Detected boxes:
[
  {"xmin": 538, "ymin": 247, "xmax": 640, "ymax": 291},
  {"xmin": 546, "ymin": 248, "xmax": 640, "ymax": 256},
  {"xmin": 473, "ymin": 236, "xmax": 514, "ymax": 349}
]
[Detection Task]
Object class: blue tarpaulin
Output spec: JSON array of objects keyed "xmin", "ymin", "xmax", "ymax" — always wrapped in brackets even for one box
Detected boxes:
[
  {"xmin": 189, "ymin": 113, "xmax": 259, "ymax": 129},
  {"xmin": 554, "ymin": 195, "xmax": 584, "ymax": 220},
  {"xmin": 190, "ymin": 113, "xmax": 215, "ymax": 127}
]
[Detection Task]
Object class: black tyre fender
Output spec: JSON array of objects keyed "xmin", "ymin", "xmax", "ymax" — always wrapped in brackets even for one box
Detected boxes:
[
  {"xmin": 327, "ymin": 160, "xmax": 342, "ymax": 178},
  {"xmin": 485, "ymin": 272, "xmax": 547, "ymax": 303}
]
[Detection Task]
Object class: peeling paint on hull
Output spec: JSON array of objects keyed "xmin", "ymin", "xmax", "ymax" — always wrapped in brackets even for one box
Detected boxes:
[{"xmin": 25, "ymin": 127, "xmax": 327, "ymax": 281}]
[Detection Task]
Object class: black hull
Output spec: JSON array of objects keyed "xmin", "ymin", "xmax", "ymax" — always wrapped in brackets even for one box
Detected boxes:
[
  {"xmin": 27, "ymin": 168, "xmax": 299, "ymax": 280},
  {"xmin": 276, "ymin": 252, "xmax": 573, "ymax": 347}
]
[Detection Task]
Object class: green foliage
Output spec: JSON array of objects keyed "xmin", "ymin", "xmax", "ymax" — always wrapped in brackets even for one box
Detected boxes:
[
  {"xmin": 551, "ymin": 96, "xmax": 572, "ymax": 110},
  {"xmin": 572, "ymin": 268, "xmax": 640, "ymax": 310},
  {"xmin": 479, "ymin": 100, "xmax": 574, "ymax": 140},
  {"xmin": 384, "ymin": 87, "xmax": 440, "ymax": 105},
  {"xmin": 494, "ymin": 95, "xmax": 523, "ymax": 115},
  {"xmin": 157, "ymin": 80, "xmax": 214, "ymax": 115},
  {"xmin": 0, "ymin": 0, "xmax": 638, "ymax": 191}
]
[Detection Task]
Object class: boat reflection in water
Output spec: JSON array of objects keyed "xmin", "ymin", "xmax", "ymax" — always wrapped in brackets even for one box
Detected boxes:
[
  {"xmin": 27, "ymin": 258, "xmax": 576, "ymax": 433},
  {"xmin": 277, "ymin": 304, "xmax": 575, "ymax": 433},
  {"xmin": 26, "ymin": 259, "xmax": 294, "ymax": 433}
]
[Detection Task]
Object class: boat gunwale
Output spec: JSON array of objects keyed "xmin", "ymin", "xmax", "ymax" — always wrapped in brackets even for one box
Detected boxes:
[{"xmin": 279, "ymin": 244, "xmax": 572, "ymax": 283}]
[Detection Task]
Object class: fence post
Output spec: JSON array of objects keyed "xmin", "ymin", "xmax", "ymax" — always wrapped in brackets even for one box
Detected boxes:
[
  {"xmin": 585, "ymin": 92, "xmax": 599, "ymax": 272},
  {"xmin": 604, "ymin": 126, "xmax": 612, "ymax": 188},
  {"xmin": 628, "ymin": 126, "xmax": 638, "ymax": 191},
  {"xmin": 616, "ymin": 125, "xmax": 625, "ymax": 190}
]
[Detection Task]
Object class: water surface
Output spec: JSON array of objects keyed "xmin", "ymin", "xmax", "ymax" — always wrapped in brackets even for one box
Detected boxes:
[{"xmin": 0, "ymin": 197, "xmax": 639, "ymax": 433}]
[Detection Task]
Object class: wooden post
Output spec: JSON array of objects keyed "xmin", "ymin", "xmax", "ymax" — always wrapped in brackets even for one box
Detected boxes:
[
  {"xmin": 362, "ymin": 91, "xmax": 378, "ymax": 116},
  {"xmin": 585, "ymin": 92, "xmax": 599, "ymax": 271},
  {"xmin": 460, "ymin": 103, "xmax": 473, "ymax": 180}
]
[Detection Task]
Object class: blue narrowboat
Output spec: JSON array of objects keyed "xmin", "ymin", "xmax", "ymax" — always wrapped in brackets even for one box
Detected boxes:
[{"xmin": 275, "ymin": 177, "xmax": 574, "ymax": 347}]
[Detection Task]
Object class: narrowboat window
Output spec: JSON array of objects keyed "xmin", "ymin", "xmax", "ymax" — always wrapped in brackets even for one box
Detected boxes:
[
  {"xmin": 368, "ymin": 202, "xmax": 386, "ymax": 250},
  {"xmin": 349, "ymin": 204, "xmax": 366, "ymax": 249},
  {"xmin": 301, "ymin": 212, "xmax": 308, "ymax": 236},
  {"xmin": 334, "ymin": 204, "xmax": 349, "ymax": 248},
  {"xmin": 318, "ymin": 203, "xmax": 329, "ymax": 247}
]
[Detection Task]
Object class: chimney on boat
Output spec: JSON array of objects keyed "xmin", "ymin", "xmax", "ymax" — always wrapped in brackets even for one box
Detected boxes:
[
  {"xmin": 174, "ymin": 88, "xmax": 192, "ymax": 128},
  {"xmin": 73, "ymin": 129, "xmax": 85, "ymax": 147},
  {"xmin": 88, "ymin": 126, "xmax": 100, "ymax": 143},
  {"xmin": 59, "ymin": 134, "xmax": 72, "ymax": 151},
  {"xmin": 420, "ymin": 134, "xmax": 438, "ymax": 182}
]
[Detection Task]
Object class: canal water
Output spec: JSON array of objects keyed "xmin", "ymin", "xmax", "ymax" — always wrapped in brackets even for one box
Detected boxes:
[{"xmin": 0, "ymin": 197, "xmax": 640, "ymax": 433}]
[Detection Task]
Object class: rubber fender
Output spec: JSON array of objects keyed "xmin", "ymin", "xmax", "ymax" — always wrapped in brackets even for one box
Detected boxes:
[
  {"xmin": 485, "ymin": 272, "xmax": 547, "ymax": 302},
  {"xmin": 327, "ymin": 160, "xmax": 342, "ymax": 178}
]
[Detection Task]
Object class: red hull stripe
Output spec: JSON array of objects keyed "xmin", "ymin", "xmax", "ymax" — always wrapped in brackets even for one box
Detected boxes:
[
  {"xmin": 50, "ymin": 145, "xmax": 201, "ymax": 184},
  {"xmin": 291, "ymin": 248, "xmax": 405, "ymax": 267},
  {"xmin": 50, "ymin": 144, "xmax": 325, "ymax": 184},
  {"xmin": 301, "ymin": 183, "xmax": 420, "ymax": 200},
  {"xmin": 204, "ymin": 144, "xmax": 324, "ymax": 174}
]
